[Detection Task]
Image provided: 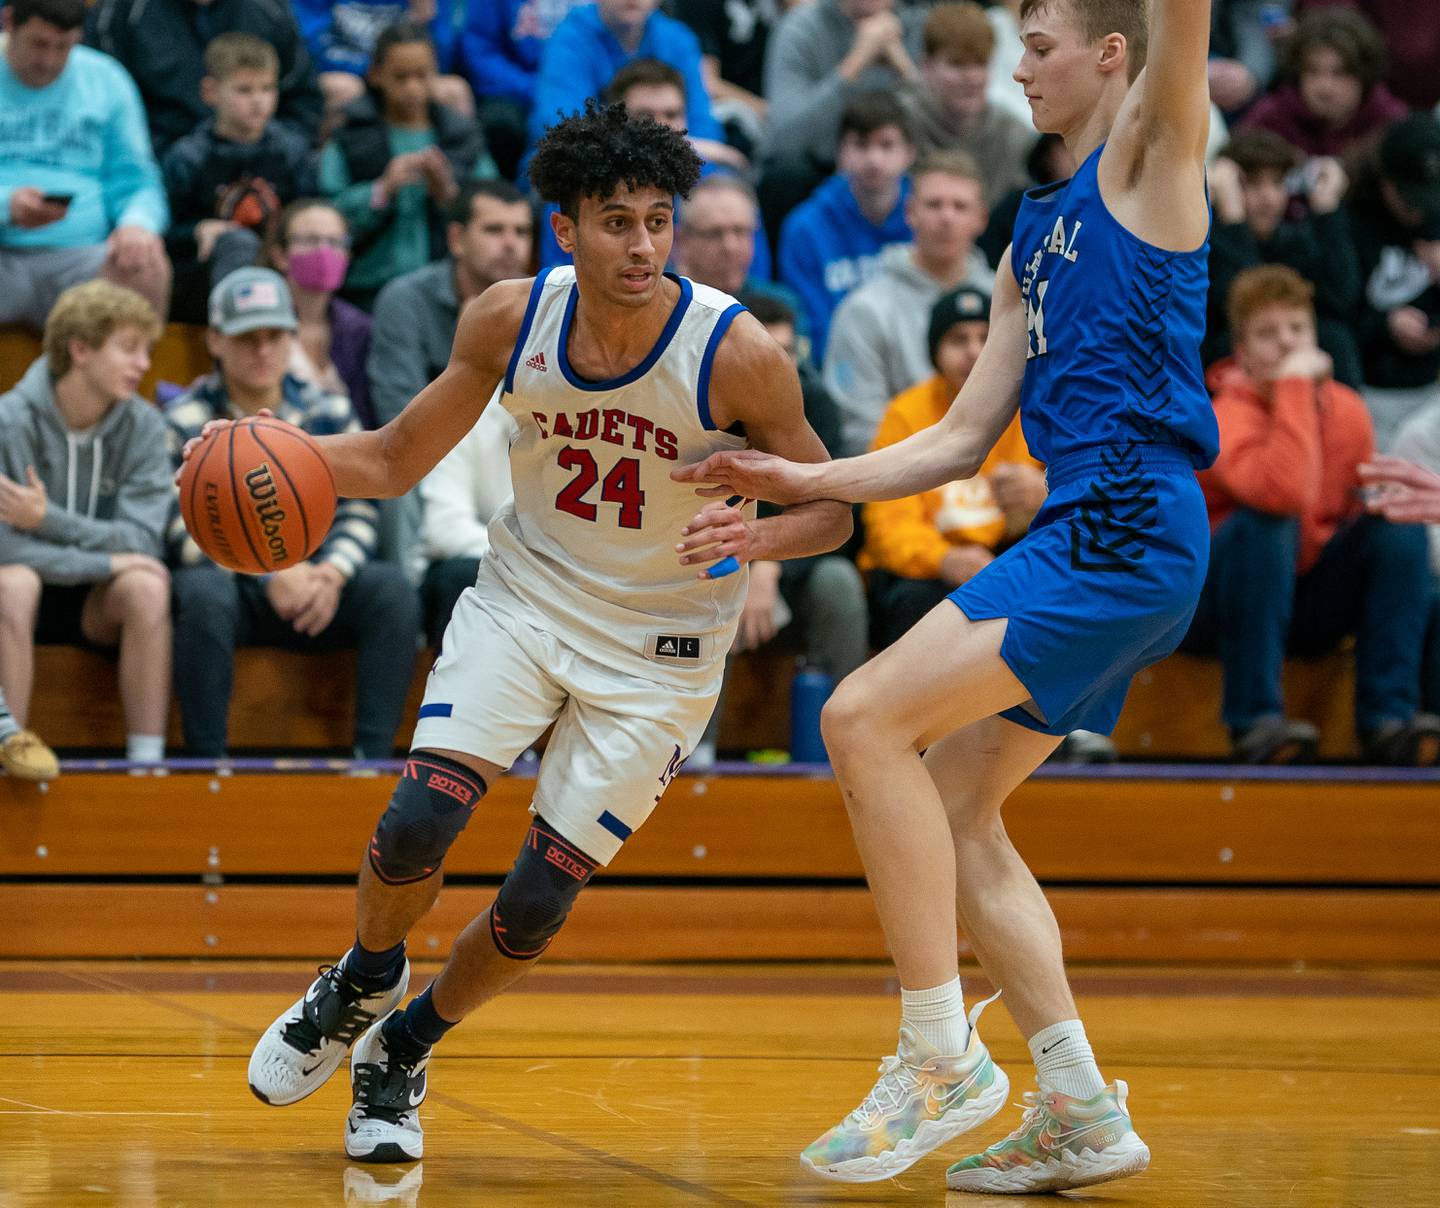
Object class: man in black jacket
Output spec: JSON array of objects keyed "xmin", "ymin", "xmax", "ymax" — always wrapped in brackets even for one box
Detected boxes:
[
  {"xmin": 86, "ymin": 0, "xmax": 323, "ymax": 158},
  {"xmin": 1205, "ymin": 128, "xmax": 1363, "ymax": 386}
]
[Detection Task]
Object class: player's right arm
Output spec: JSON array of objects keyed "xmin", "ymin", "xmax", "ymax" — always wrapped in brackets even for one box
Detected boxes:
[
  {"xmin": 176, "ymin": 280, "xmax": 529, "ymax": 498},
  {"xmin": 312, "ymin": 279, "xmax": 529, "ymax": 499},
  {"xmin": 673, "ymin": 253, "xmax": 1027, "ymax": 506}
]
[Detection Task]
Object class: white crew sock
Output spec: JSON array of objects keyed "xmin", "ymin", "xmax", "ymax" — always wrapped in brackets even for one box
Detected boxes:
[
  {"xmin": 0, "ymin": 686, "xmax": 17, "ymax": 742},
  {"xmin": 900, "ymin": 976, "xmax": 969, "ymax": 1056},
  {"xmin": 127, "ymin": 734, "xmax": 164, "ymax": 763},
  {"xmin": 1029, "ymin": 1019, "xmax": 1106, "ymax": 1099}
]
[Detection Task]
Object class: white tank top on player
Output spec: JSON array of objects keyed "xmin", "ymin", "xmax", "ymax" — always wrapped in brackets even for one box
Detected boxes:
[{"xmin": 482, "ymin": 266, "xmax": 753, "ymax": 687}]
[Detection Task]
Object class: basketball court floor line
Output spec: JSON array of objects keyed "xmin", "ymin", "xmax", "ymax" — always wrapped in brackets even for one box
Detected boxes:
[{"xmin": 428, "ymin": 1091, "xmax": 759, "ymax": 1208}]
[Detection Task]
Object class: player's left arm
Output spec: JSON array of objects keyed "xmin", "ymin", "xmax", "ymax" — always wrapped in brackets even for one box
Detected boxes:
[
  {"xmin": 1103, "ymin": 0, "xmax": 1212, "ymax": 246},
  {"xmin": 1127, "ymin": 0, "xmax": 1213, "ymax": 155},
  {"xmin": 676, "ymin": 313, "xmax": 852, "ymax": 575}
]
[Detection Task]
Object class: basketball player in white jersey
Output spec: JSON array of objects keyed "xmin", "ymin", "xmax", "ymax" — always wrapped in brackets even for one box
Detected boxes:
[{"xmin": 202, "ymin": 102, "xmax": 851, "ymax": 1161}]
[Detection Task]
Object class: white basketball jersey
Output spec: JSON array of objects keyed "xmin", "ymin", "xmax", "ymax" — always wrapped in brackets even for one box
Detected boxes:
[{"xmin": 478, "ymin": 267, "xmax": 753, "ymax": 687}]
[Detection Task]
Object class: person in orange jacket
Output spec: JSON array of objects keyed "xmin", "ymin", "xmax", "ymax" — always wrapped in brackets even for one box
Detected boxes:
[
  {"xmin": 861, "ymin": 284, "xmax": 1045, "ymax": 648},
  {"xmin": 1184, "ymin": 264, "xmax": 1439, "ymax": 764}
]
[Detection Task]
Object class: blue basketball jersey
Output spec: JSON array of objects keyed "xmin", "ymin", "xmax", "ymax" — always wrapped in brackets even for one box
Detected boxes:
[{"xmin": 1011, "ymin": 144, "xmax": 1219, "ymax": 468}]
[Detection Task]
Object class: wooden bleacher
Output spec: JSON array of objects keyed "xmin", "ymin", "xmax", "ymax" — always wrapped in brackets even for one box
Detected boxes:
[
  {"xmin": 30, "ymin": 642, "xmax": 1360, "ymax": 759},
  {"xmin": 2, "ymin": 765, "xmax": 1435, "ymax": 962}
]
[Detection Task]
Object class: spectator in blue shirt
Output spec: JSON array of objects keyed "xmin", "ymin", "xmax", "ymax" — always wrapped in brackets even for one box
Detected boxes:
[
  {"xmin": 464, "ymin": 0, "xmax": 585, "ymax": 181},
  {"xmin": 0, "ymin": 0, "xmax": 170, "ymax": 328},
  {"xmin": 778, "ymin": 91, "xmax": 914, "ymax": 362},
  {"xmin": 290, "ymin": 0, "xmax": 473, "ymax": 121},
  {"xmin": 527, "ymin": 0, "xmax": 722, "ymax": 154}
]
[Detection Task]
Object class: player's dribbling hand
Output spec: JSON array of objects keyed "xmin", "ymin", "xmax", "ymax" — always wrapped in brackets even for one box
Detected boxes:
[
  {"xmin": 175, "ymin": 409, "xmax": 275, "ymax": 483},
  {"xmin": 671, "ymin": 449, "xmax": 817, "ymax": 505},
  {"xmin": 677, "ymin": 501, "xmax": 757, "ymax": 579}
]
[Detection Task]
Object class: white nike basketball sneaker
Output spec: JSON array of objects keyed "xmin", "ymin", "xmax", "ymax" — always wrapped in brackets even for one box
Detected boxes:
[
  {"xmin": 345, "ymin": 1017, "xmax": 428, "ymax": 1163},
  {"xmin": 249, "ymin": 953, "xmax": 409, "ymax": 1106}
]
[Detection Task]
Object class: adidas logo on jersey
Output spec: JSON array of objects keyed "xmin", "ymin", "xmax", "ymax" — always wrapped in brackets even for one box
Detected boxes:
[{"xmin": 525, "ymin": 351, "xmax": 548, "ymax": 373}]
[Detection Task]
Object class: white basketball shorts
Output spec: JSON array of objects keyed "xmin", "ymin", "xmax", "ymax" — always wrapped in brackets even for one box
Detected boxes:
[{"xmin": 411, "ymin": 583, "xmax": 721, "ymax": 864}]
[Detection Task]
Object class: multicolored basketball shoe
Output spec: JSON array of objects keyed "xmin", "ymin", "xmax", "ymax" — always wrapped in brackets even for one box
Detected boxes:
[
  {"xmin": 945, "ymin": 1079, "xmax": 1150, "ymax": 1194},
  {"xmin": 248, "ymin": 952, "xmax": 409, "ymax": 1106},
  {"xmin": 800, "ymin": 992, "xmax": 1010, "ymax": 1182},
  {"xmin": 345, "ymin": 1017, "xmax": 428, "ymax": 1163}
]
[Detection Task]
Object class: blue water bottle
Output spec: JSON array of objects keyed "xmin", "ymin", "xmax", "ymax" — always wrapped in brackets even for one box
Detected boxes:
[{"xmin": 789, "ymin": 663, "xmax": 834, "ymax": 764}]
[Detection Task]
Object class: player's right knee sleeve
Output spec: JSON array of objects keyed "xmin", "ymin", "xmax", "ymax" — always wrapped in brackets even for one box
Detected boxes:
[{"xmin": 368, "ymin": 754, "xmax": 488, "ymax": 885}]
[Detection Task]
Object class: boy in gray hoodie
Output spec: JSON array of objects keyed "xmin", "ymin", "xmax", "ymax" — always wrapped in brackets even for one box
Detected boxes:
[{"xmin": 0, "ymin": 280, "xmax": 173, "ymax": 779}]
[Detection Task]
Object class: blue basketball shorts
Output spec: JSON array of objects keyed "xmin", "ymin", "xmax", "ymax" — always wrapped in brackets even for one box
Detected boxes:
[{"xmin": 950, "ymin": 442, "xmax": 1210, "ymax": 737}]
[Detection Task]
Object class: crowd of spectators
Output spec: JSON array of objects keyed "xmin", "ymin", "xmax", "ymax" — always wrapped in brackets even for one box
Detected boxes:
[{"xmin": 2, "ymin": 0, "xmax": 1440, "ymax": 779}]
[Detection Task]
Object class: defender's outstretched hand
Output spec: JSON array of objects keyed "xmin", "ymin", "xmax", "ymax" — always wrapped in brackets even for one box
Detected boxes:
[
  {"xmin": 671, "ymin": 449, "xmax": 818, "ymax": 505},
  {"xmin": 1359, "ymin": 456, "xmax": 1440, "ymax": 524}
]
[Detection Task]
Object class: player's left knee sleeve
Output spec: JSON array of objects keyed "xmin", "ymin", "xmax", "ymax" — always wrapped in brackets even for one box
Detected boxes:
[
  {"xmin": 488, "ymin": 816, "xmax": 599, "ymax": 960},
  {"xmin": 368, "ymin": 754, "xmax": 488, "ymax": 885}
]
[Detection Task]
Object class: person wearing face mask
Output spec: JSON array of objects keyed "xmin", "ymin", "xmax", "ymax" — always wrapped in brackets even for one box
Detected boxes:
[{"xmin": 264, "ymin": 199, "xmax": 374, "ymax": 429}]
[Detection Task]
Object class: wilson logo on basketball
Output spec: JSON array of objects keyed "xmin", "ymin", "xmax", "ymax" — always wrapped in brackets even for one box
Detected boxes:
[
  {"xmin": 426, "ymin": 771, "xmax": 476, "ymax": 807},
  {"xmin": 244, "ymin": 463, "xmax": 291, "ymax": 566}
]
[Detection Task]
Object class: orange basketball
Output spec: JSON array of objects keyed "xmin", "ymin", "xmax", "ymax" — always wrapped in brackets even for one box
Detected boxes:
[{"xmin": 178, "ymin": 416, "xmax": 337, "ymax": 575}]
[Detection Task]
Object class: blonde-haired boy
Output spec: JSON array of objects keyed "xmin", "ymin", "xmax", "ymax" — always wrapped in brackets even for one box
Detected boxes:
[{"xmin": 0, "ymin": 280, "xmax": 172, "ymax": 779}]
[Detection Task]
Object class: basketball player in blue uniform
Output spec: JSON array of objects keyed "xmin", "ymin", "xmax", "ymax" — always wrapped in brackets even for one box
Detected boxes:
[
  {"xmin": 182, "ymin": 102, "xmax": 849, "ymax": 1163},
  {"xmin": 676, "ymin": 0, "xmax": 1217, "ymax": 1193}
]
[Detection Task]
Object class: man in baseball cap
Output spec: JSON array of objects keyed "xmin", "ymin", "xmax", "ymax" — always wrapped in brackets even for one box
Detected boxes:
[
  {"xmin": 1379, "ymin": 113, "xmax": 1440, "ymax": 239},
  {"xmin": 165, "ymin": 265, "xmax": 420, "ymax": 763},
  {"xmin": 207, "ymin": 266, "xmax": 299, "ymax": 336}
]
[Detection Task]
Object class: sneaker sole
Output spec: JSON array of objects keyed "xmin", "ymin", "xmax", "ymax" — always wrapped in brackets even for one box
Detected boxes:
[
  {"xmin": 799, "ymin": 1065, "xmax": 1011, "ymax": 1183},
  {"xmin": 345, "ymin": 1138, "xmax": 423, "ymax": 1164},
  {"xmin": 946, "ymin": 1130, "xmax": 1150, "ymax": 1194}
]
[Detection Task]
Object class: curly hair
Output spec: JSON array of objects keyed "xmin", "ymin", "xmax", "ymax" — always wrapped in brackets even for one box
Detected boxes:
[
  {"xmin": 1280, "ymin": 7, "xmax": 1387, "ymax": 90},
  {"xmin": 528, "ymin": 99, "xmax": 703, "ymax": 220}
]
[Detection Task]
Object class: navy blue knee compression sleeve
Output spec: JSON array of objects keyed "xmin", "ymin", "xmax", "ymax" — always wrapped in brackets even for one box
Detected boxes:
[
  {"xmin": 488, "ymin": 816, "xmax": 599, "ymax": 960},
  {"xmin": 368, "ymin": 754, "xmax": 488, "ymax": 885}
]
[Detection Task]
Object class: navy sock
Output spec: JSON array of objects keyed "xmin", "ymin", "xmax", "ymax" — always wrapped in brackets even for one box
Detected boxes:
[
  {"xmin": 383, "ymin": 984, "xmax": 458, "ymax": 1059},
  {"xmin": 344, "ymin": 936, "xmax": 406, "ymax": 990}
]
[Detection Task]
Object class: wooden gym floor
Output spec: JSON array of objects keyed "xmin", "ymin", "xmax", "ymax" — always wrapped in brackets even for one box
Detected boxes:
[{"xmin": 1, "ymin": 960, "xmax": 1437, "ymax": 1207}]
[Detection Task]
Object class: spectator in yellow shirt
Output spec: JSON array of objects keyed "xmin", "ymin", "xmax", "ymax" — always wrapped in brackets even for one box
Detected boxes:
[{"xmin": 861, "ymin": 284, "xmax": 1045, "ymax": 647}]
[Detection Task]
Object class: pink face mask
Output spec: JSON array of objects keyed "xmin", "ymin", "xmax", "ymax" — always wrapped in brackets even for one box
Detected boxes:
[{"xmin": 288, "ymin": 245, "xmax": 349, "ymax": 294}]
